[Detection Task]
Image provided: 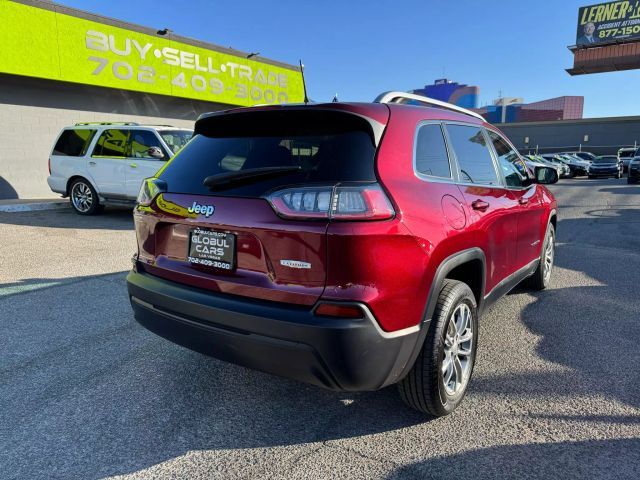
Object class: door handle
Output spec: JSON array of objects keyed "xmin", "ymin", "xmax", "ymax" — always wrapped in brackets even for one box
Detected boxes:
[
  {"xmin": 471, "ymin": 200, "xmax": 490, "ymax": 211},
  {"xmin": 88, "ymin": 161, "xmax": 96, "ymax": 166},
  {"xmin": 129, "ymin": 163, "xmax": 138, "ymax": 168},
  {"xmin": 519, "ymin": 197, "xmax": 529, "ymax": 205}
]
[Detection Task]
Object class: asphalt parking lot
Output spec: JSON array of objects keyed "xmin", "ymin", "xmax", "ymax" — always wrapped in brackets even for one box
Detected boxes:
[{"xmin": 1, "ymin": 178, "xmax": 639, "ymax": 480}]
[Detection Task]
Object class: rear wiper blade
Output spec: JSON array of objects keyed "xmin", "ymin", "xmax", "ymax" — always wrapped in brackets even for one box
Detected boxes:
[{"xmin": 203, "ymin": 166, "xmax": 302, "ymax": 190}]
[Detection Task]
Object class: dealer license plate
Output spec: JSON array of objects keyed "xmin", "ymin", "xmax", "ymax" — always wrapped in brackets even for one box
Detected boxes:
[{"xmin": 188, "ymin": 228, "xmax": 236, "ymax": 270}]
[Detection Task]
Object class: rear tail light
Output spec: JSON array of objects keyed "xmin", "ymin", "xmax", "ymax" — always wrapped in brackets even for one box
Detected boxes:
[
  {"xmin": 266, "ymin": 184, "xmax": 394, "ymax": 221},
  {"xmin": 137, "ymin": 177, "xmax": 167, "ymax": 207}
]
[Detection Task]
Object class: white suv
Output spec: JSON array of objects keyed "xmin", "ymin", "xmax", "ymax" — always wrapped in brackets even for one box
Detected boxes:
[{"xmin": 47, "ymin": 122, "xmax": 193, "ymax": 214}]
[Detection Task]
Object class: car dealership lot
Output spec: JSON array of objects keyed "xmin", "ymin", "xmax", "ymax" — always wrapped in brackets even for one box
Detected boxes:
[{"xmin": 1, "ymin": 179, "xmax": 639, "ymax": 480}]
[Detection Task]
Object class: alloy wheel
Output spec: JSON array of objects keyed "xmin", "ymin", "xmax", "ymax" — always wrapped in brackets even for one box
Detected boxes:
[
  {"xmin": 543, "ymin": 232, "xmax": 555, "ymax": 283},
  {"xmin": 442, "ymin": 303, "xmax": 474, "ymax": 396},
  {"xmin": 71, "ymin": 182, "xmax": 93, "ymax": 213}
]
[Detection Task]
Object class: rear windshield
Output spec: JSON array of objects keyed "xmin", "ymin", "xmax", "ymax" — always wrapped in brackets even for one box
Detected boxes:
[
  {"xmin": 619, "ymin": 150, "xmax": 636, "ymax": 158},
  {"xmin": 158, "ymin": 110, "xmax": 378, "ymax": 197},
  {"xmin": 53, "ymin": 129, "xmax": 97, "ymax": 156}
]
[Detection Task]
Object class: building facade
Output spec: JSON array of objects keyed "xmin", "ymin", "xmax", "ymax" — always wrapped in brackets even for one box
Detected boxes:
[
  {"xmin": 476, "ymin": 96, "xmax": 584, "ymax": 124},
  {"xmin": 0, "ymin": 0, "xmax": 304, "ymax": 199},
  {"xmin": 495, "ymin": 116, "xmax": 640, "ymax": 156},
  {"xmin": 411, "ymin": 79, "xmax": 480, "ymax": 109}
]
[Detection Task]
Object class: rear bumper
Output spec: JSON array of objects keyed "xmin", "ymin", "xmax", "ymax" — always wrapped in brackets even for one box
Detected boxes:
[
  {"xmin": 127, "ymin": 269, "xmax": 421, "ymax": 391},
  {"xmin": 47, "ymin": 175, "xmax": 66, "ymax": 195}
]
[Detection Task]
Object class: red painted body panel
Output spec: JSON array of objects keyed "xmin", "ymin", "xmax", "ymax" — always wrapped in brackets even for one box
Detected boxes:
[
  {"xmin": 135, "ymin": 194, "xmax": 328, "ymax": 305},
  {"xmin": 132, "ymin": 102, "xmax": 557, "ymax": 333}
]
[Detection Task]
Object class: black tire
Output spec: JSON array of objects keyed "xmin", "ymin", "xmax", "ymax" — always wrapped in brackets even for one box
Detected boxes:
[
  {"xmin": 399, "ymin": 280, "xmax": 478, "ymax": 417},
  {"xmin": 69, "ymin": 178, "xmax": 101, "ymax": 215},
  {"xmin": 628, "ymin": 178, "xmax": 637, "ymax": 184},
  {"xmin": 568, "ymin": 170, "xmax": 576, "ymax": 178},
  {"xmin": 525, "ymin": 224, "xmax": 555, "ymax": 290}
]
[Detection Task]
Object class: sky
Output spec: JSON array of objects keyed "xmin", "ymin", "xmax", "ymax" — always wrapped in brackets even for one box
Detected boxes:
[{"xmin": 55, "ymin": 0, "xmax": 640, "ymax": 118}]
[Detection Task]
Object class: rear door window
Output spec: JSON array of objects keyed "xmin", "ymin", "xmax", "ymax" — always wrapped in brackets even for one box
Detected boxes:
[
  {"xmin": 414, "ymin": 123, "xmax": 451, "ymax": 179},
  {"xmin": 158, "ymin": 110, "xmax": 378, "ymax": 197},
  {"xmin": 445, "ymin": 124, "xmax": 500, "ymax": 186},
  {"xmin": 53, "ymin": 129, "xmax": 97, "ymax": 156},
  {"xmin": 92, "ymin": 129, "xmax": 130, "ymax": 157}
]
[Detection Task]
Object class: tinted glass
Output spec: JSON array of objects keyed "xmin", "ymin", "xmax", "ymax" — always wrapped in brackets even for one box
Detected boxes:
[
  {"xmin": 594, "ymin": 156, "xmax": 617, "ymax": 163},
  {"xmin": 159, "ymin": 130, "xmax": 193, "ymax": 155},
  {"xmin": 415, "ymin": 124, "xmax": 451, "ymax": 178},
  {"xmin": 129, "ymin": 130, "xmax": 166, "ymax": 159},
  {"xmin": 488, "ymin": 131, "xmax": 528, "ymax": 187},
  {"xmin": 446, "ymin": 125, "xmax": 499, "ymax": 185},
  {"xmin": 92, "ymin": 129, "xmax": 129, "ymax": 157},
  {"xmin": 53, "ymin": 129, "xmax": 96, "ymax": 156},
  {"xmin": 618, "ymin": 150, "xmax": 635, "ymax": 158},
  {"xmin": 159, "ymin": 111, "xmax": 377, "ymax": 197},
  {"xmin": 573, "ymin": 152, "xmax": 596, "ymax": 161}
]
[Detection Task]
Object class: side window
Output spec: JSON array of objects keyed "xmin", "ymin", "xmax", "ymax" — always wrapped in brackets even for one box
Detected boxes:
[
  {"xmin": 128, "ymin": 130, "xmax": 167, "ymax": 159},
  {"xmin": 415, "ymin": 123, "xmax": 451, "ymax": 178},
  {"xmin": 92, "ymin": 129, "xmax": 129, "ymax": 157},
  {"xmin": 445, "ymin": 125, "xmax": 499, "ymax": 185},
  {"xmin": 53, "ymin": 129, "xmax": 97, "ymax": 156},
  {"xmin": 487, "ymin": 130, "xmax": 529, "ymax": 188}
]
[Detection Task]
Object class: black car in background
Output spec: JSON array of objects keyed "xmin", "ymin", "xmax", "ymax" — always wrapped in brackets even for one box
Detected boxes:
[
  {"xmin": 628, "ymin": 155, "xmax": 640, "ymax": 184},
  {"xmin": 542, "ymin": 154, "xmax": 588, "ymax": 177},
  {"xmin": 588, "ymin": 155, "xmax": 622, "ymax": 179},
  {"xmin": 560, "ymin": 151, "xmax": 597, "ymax": 163}
]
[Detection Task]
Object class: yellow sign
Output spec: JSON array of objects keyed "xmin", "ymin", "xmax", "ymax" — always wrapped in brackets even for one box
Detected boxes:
[{"xmin": 0, "ymin": 0, "xmax": 304, "ymax": 106}]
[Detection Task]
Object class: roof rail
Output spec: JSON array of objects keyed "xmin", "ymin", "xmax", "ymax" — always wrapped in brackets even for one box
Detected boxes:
[
  {"xmin": 74, "ymin": 122, "xmax": 140, "ymax": 126},
  {"xmin": 374, "ymin": 91, "xmax": 485, "ymax": 122}
]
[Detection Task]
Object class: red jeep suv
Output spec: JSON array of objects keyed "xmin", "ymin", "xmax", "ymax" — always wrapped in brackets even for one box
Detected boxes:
[{"xmin": 127, "ymin": 92, "xmax": 558, "ymax": 416}]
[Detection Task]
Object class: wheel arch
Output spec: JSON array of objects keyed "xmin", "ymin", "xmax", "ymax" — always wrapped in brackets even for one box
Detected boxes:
[
  {"xmin": 395, "ymin": 248, "xmax": 486, "ymax": 385},
  {"xmin": 66, "ymin": 175, "xmax": 98, "ymax": 196},
  {"xmin": 425, "ymin": 248, "xmax": 486, "ymax": 321},
  {"xmin": 549, "ymin": 209, "xmax": 557, "ymax": 231}
]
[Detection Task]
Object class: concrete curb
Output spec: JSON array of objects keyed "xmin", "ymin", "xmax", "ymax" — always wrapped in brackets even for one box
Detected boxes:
[{"xmin": 0, "ymin": 200, "xmax": 69, "ymax": 213}]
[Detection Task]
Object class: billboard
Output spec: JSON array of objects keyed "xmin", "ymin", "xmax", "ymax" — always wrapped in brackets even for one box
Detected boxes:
[
  {"xmin": 576, "ymin": 1, "xmax": 640, "ymax": 46},
  {"xmin": 0, "ymin": 0, "xmax": 304, "ymax": 106}
]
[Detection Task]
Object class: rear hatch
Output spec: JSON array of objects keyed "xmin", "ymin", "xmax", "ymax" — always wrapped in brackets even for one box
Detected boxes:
[{"xmin": 135, "ymin": 106, "xmax": 389, "ymax": 306}]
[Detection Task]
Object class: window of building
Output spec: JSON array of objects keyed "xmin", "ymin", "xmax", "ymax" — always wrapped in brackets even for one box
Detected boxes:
[
  {"xmin": 415, "ymin": 123, "xmax": 451, "ymax": 178},
  {"xmin": 53, "ymin": 129, "xmax": 97, "ymax": 156},
  {"xmin": 445, "ymin": 125, "xmax": 499, "ymax": 185}
]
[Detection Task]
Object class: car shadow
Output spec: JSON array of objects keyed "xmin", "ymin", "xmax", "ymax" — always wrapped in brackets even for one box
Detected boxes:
[
  {"xmin": 3, "ymin": 203, "xmax": 639, "ymax": 478},
  {"xmin": 0, "ymin": 206, "xmax": 134, "ymax": 230},
  {"xmin": 599, "ymin": 185, "xmax": 640, "ymax": 195},
  {"xmin": 1, "ymin": 271, "xmax": 428, "ymax": 480},
  {"xmin": 0, "ymin": 176, "xmax": 18, "ymax": 200},
  {"xmin": 385, "ymin": 438, "xmax": 640, "ymax": 479},
  {"xmin": 491, "ymin": 208, "xmax": 640, "ymax": 411}
]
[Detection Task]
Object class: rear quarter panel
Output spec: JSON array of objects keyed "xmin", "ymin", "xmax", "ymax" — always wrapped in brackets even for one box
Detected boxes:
[{"xmin": 331, "ymin": 106, "xmax": 492, "ymax": 332}]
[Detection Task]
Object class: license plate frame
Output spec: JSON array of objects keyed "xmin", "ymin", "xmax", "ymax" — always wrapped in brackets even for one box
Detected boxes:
[{"xmin": 187, "ymin": 228, "xmax": 236, "ymax": 271}]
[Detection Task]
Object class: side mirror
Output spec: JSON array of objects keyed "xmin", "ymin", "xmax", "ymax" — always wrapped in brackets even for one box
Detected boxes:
[
  {"xmin": 534, "ymin": 166, "xmax": 558, "ymax": 185},
  {"xmin": 148, "ymin": 146, "xmax": 165, "ymax": 160}
]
